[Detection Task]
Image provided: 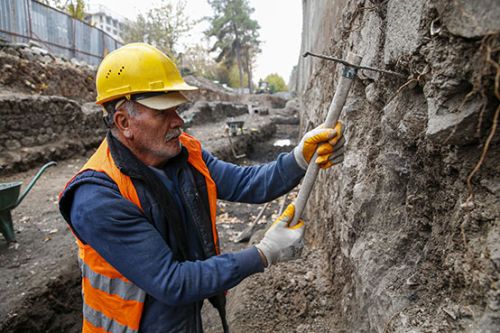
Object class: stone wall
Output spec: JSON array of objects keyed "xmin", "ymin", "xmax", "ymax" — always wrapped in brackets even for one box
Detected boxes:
[
  {"xmin": 297, "ymin": 0, "xmax": 499, "ymax": 332},
  {"xmin": 0, "ymin": 95, "xmax": 105, "ymax": 175}
]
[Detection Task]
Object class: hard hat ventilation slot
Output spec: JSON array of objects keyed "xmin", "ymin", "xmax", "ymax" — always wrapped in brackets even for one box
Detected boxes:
[
  {"xmin": 118, "ymin": 66, "xmax": 125, "ymax": 76},
  {"xmin": 105, "ymin": 69, "xmax": 112, "ymax": 79}
]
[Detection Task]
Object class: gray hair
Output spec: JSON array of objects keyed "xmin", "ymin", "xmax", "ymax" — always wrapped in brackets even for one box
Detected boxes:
[
  {"xmin": 116, "ymin": 99, "xmax": 138, "ymax": 117},
  {"xmin": 104, "ymin": 99, "xmax": 139, "ymax": 130}
]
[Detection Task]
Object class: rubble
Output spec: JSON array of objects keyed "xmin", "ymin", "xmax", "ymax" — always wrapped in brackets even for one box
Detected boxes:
[{"xmin": 0, "ymin": 41, "xmax": 96, "ymax": 102}]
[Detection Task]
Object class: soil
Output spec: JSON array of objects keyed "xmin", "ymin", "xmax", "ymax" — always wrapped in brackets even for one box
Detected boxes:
[
  {"xmin": 0, "ymin": 156, "xmax": 85, "ymax": 332},
  {"xmin": 0, "ymin": 121, "xmax": 329, "ymax": 333}
]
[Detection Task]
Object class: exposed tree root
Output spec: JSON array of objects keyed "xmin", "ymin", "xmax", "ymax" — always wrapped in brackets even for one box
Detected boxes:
[
  {"xmin": 464, "ymin": 34, "xmax": 500, "ymax": 205},
  {"xmin": 465, "ymin": 104, "xmax": 499, "ymax": 203}
]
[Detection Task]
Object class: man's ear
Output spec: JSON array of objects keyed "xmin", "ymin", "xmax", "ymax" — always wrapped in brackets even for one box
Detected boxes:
[{"xmin": 114, "ymin": 110, "xmax": 133, "ymax": 139}]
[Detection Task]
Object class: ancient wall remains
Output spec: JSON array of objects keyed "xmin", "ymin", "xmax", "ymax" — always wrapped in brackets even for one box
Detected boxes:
[{"xmin": 0, "ymin": 95, "xmax": 105, "ymax": 175}]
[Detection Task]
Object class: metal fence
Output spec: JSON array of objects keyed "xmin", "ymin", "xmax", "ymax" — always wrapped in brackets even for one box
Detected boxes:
[{"xmin": 0, "ymin": 0, "xmax": 122, "ymax": 65}]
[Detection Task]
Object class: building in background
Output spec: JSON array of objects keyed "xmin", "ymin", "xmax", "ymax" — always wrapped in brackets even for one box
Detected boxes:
[{"xmin": 84, "ymin": 3, "xmax": 128, "ymax": 43}]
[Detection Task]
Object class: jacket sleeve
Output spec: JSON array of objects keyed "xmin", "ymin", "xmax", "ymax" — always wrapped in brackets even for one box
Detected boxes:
[
  {"xmin": 69, "ymin": 181, "xmax": 264, "ymax": 306},
  {"xmin": 202, "ymin": 150, "xmax": 305, "ymax": 203}
]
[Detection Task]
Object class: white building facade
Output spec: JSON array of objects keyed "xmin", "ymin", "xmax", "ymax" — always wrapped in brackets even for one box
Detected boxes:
[{"xmin": 84, "ymin": 4, "xmax": 128, "ymax": 43}]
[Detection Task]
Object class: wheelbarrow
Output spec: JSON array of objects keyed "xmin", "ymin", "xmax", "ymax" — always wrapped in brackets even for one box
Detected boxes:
[
  {"xmin": 226, "ymin": 120, "xmax": 245, "ymax": 136},
  {"xmin": 0, "ymin": 161, "xmax": 57, "ymax": 243}
]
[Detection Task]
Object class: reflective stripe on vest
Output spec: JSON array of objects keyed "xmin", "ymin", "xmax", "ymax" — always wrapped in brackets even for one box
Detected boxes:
[
  {"xmin": 83, "ymin": 303, "xmax": 138, "ymax": 333},
  {"xmin": 66, "ymin": 132, "xmax": 219, "ymax": 333},
  {"xmin": 78, "ymin": 258, "xmax": 145, "ymax": 302}
]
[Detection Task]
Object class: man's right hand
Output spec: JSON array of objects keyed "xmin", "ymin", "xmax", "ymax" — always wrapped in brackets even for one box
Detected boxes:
[{"xmin": 255, "ymin": 204, "xmax": 305, "ymax": 267}]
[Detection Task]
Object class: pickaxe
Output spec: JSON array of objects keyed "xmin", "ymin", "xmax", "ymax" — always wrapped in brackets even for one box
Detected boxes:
[{"xmin": 290, "ymin": 51, "xmax": 403, "ymax": 226}]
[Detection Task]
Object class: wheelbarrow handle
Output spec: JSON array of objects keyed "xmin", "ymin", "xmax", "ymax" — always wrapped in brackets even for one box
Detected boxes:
[{"xmin": 16, "ymin": 161, "xmax": 57, "ymax": 207}]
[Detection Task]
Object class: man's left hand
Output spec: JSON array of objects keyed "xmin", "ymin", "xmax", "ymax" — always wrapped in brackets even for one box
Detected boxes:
[{"xmin": 293, "ymin": 122, "xmax": 345, "ymax": 170}]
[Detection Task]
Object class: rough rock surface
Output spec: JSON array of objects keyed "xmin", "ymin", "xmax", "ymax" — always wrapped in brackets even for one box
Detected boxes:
[
  {"xmin": 0, "ymin": 94, "xmax": 105, "ymax": 175},
  {"xmin": 436, "ymin": 0, "xmax": 500, "ymax": 38},
  {"xmin": 247, "ymin": 0, "xmax": 499, "ymax": 332}
]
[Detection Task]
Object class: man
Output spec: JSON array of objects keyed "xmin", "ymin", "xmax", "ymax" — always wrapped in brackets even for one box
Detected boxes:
[{"xmin": 59, "ymin": 43, "xmax": 345, "ymax": 333}]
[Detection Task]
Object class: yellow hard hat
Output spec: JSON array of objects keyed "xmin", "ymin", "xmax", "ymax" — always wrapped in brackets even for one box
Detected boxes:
[{"xmin": 95, "ymin": 43, "xmax": 197, "ymax": 105}]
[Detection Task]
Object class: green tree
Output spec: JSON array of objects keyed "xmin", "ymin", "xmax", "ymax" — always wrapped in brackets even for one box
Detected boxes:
[
  {"xmin": 228, "ymin": 64, "xmax": 249, "ymax": 88},
  {"xmin": 123, "ymin": 0, "xmax": 194, "ymax": 58},
  {"xmin": 205, "ymin": 0, "xmax": 261, "ymax": 92},
  {"xmin": 264, "ymin": 73, "xmax": 288, "ymax": 93},
  {"xmin": 66, "ymin": 0, "xmax": 86, "ymax": 20}
]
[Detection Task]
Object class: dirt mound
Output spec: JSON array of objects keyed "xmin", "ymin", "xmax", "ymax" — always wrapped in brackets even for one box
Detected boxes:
[
  {"xmin": 183, "ymin": 75, "xmax": 240, "ymax": 102},
  {"xmin": 0, "ymin": 42, "xmax": 96, "ymax": 102},
  {"xmin": 228, "ymin": 249, "xmax": 334, "ymax": 333},
  {"xmin": 182, "ymin": 101, "xmax": 249, "ymax": 127},
  {"xmin": 1, "ymin": 263, "xmax": 81, "ymax": 333}
]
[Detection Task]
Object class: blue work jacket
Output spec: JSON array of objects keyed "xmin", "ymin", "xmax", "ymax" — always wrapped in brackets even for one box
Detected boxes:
[{"xmin": 59, "ymin": 140, "xmax": 305, "ymax": 332}]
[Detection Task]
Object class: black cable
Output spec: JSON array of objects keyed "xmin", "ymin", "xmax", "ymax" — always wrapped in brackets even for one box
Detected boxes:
[{"xmin": 303, "ymin": 51, "xmax": 406, "ymax": 78}]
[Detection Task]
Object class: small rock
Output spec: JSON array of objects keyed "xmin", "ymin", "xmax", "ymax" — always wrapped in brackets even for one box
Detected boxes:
[
  {"xmin": 442, "ymin": 307, "xmax": 457, "ymax": 320},
  {"xmin": 460, "ymin": 200, "xmax": 475, "ymax": 211},
  {"xmin": 21, "ymin": 137, "xmax": 35, "ymax": 147},
  {"xmin": 28, "ymin": 40, "xmax": 43, "ymax": 48},
  {"xmin": 365, "ymin": 82, "xmax": 381, "ymax": 105},
  {"xmin": 304, "ymin": 271, "xmax": 315, "ymax": 281},
  {"xmin": 5, "ymin": 139, "xmax": 21, "ymax": 150},
  {"xmin": 24, "ymin": 80, "xmax": 36, "ymax": 89},
  {"xmin": 406, "ymin": 276, "xmax": 419, "ymax": 287},
  {"xmin": 19, "ymin": 49, "xmax": 34, "ymax": 61},
  {"xmin": 30, "ymin": 46, "xmax": 49, "ymax": 56},
  {"xmin": 408, "ymin": 293, "xmax": 418, "ymax": 302},
  {"xmin": 39, "ymin": 55, "xmax": 53, "ymax": 64},
  {"xmin": 3, "ymin": 47, "xmax": 20, "ymax": 57},
  {"xmin": 8, "ymin": 242, "xmax": 20, "ymax": 250}
]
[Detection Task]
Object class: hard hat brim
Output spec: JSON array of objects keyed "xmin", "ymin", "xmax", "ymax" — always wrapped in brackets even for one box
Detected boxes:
[{"xmin": 134, "ymin": 91, "xmax": 189, "ymax": 110}]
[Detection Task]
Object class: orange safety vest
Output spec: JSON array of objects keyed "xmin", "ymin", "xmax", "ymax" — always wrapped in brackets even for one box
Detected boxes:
[{"xmin": 66, "ymin": 133, "xmax": 219, "ymax": 333}]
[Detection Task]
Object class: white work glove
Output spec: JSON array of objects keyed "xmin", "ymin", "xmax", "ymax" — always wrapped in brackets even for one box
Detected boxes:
[
  {"xmin": 293, "ymin": 122, "xmax": 345, "ymax": 170},
  {"xmin": 255, "ymin": 204, "xmax": 305, "ymax": 267}
]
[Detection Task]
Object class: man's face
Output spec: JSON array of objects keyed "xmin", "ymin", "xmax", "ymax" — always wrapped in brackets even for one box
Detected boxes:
[{"xmin": 123, "ymin": 103, "xmax": 185, "ymax": 166}]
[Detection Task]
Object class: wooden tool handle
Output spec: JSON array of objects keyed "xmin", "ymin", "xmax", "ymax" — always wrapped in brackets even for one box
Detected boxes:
[{"xmin": 290, "ymin": 52, "xmax": 362, "ymax": 226}]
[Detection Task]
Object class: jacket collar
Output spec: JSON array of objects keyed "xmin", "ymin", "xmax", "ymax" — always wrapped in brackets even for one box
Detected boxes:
[{"xmin": 106, "ymin": 131, "xmax": 189, "ymax": 178}]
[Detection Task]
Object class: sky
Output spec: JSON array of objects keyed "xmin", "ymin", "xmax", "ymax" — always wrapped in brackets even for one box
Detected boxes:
[{"xmin": 87, "ymin": 0, "xmax": 303, "ymax": 83}]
